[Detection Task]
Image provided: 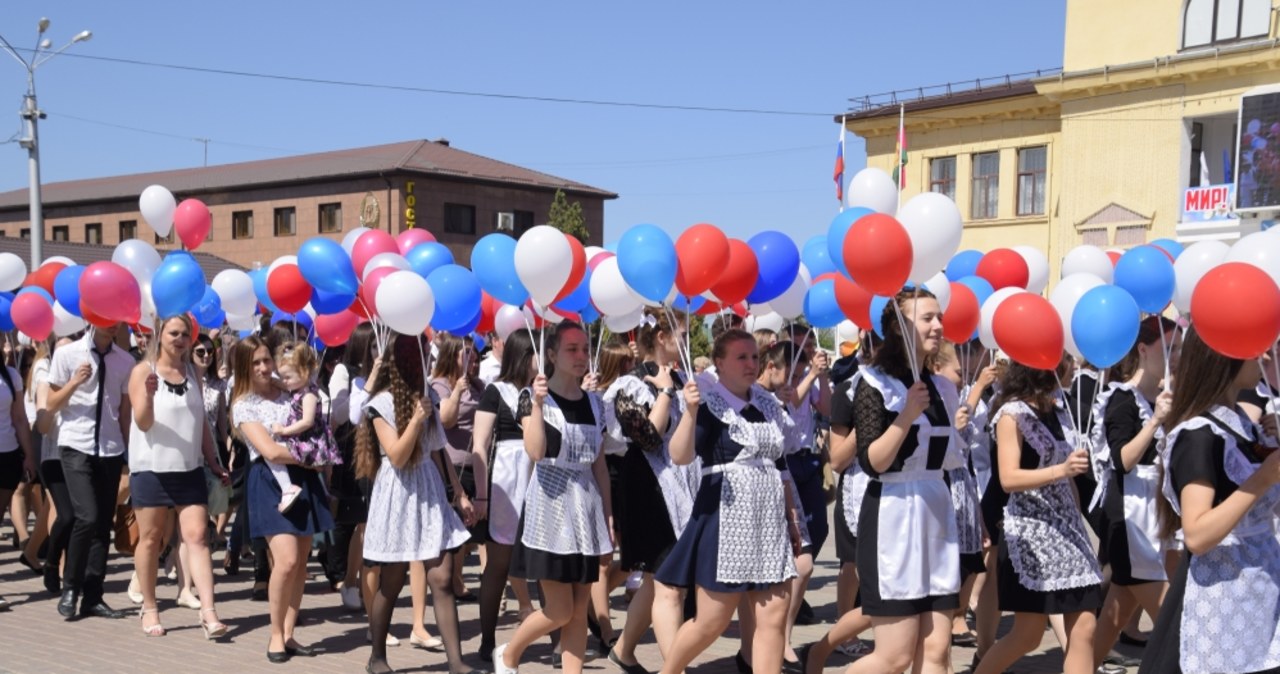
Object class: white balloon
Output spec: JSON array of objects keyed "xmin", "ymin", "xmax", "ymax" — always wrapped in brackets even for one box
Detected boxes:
[
  {"xmin": 1226, "ymin": 231, "xmax": 1280, "ymax": 290},
  {"xmin": 584, "ymin": 246, "xmax": 606, "ymax": 262},
  {"xmin": 226, "ymin": 311, "xmax": 257, "ymax": 331},
  {"xmin": 139, "ymin": 185, "xmax": 177, "ymax": 238},
  {"xmin": 112, "ymin": 239, "xmax": 162, "ymax": 285},
  {"xmin": 1013, "ymin": 245, "xmax": 1051, "ymax": 295},
  {"xmin": 41, "ymin": 255, "xmax": 76, "ymax": 268},
  {"xmin": 605, "ymin": 307, "xmax": 646, "ymax": 333},
  {"xmin": 376, "ymin": 271, "xmax": 434, "ymax": 336},
  {"xmin": 1172, "ymin": 240, "xmax": 1230, "ymax": 313},
  {"xmin": 1061, "ymin": 245, "xmax": 1113, "ymax": 284},
  {"xmin": 923, "ymin": 272, "xmax": 952, "ymax": 313},
  {"xmin": 846, "ymin": 167, "xmax": 899, "ymax": 216},
  {"xmin": 979, "ymin": 287, "xmax": 1025, "ymax": 350},
  {"xmin": 138, "ymin": 282, "xmax": 157, "ymax": 329},
  {"xmin": 494, "ymin": 304, "xmax": 529, "ymax": 341},
  {"xmin": 0, "ymin": 252, "xmax": 27, "ymax": 291},
  {"xmin": 744, "ymin": 312, "xmax": 785, "ymax": 334},
  {"xmin": 1050, "ymin": 273, "xmax": 1106, "ymax": 359},
  {"xmin": 898, "ymin": 192, "xmax": 963, "ymax": 283},
  {"xmin": 342, "ymin": 227, "xmax": 370, "ymax": 256},
  {"xmin": 361, "ymin": 252, "xmax": 411, "ymax": 281},
  {"xmin": 52, "ymin": 301, "xmax": 86, "ymax": 337},
  {"xmin": 212, "ymin": 270, "xmax": 257, "ymax": 317},
  {"xmin": 748, "ymin": 302, "xmax": 773, "ymax": 317},
  {"xmin": 589, "ymin": 257, "xmax": 642, "ymax": 316},
  {"xmin": 268, "ymin": 255, "xmax": 298, "ymax": 278},
  {"xmin": 770, "ymin": 267, "xmax": 812, "ymax": 320},
  {"xmin": 514, "ymin": 225, "xmax": 572, "ymax": 307}
]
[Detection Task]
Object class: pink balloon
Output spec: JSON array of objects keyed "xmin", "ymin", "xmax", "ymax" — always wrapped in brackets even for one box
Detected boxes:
[
  {"xmin": 174, "ymin": 199, "xmax": 212, "ymax": 251},
  {"xmin": 11, "ymin": 293, "xmax": 53, "ymax": 341},
  {"xmin": 79, "ymin": 261, "xmax": 141, "ymax": 324},
  {"xmin": 352, "ymin": 230, "xmax": 399, "ymax": 279},
  {"xmin": 587, "ymin": 251, "xmax": 615, "ymax": 273},
  {"xmin": 316, "ymin": 310, "xmax": 362, "ymax": 347},
  {"xmin": 361, "ymin": 266, "xmax": 396, "ymax": 317},
  {"xmin": 396, "ymin": 228, "xmax": 437, "ymax": 255}
]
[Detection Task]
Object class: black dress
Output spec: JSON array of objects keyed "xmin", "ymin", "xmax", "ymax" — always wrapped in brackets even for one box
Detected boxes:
[
  {"xmin": 829, "ymin": 378, "xmax": 861, "ymax": 564},
  {"xmin": 1098, "ymin": 389, "xmax": 1163, "ymax": 585}
]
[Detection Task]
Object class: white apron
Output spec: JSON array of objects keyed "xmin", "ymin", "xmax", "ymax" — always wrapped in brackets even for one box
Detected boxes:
[
  {"xmin": 486, "ymin": 382, "xmax": 533, "ymax": 546},
  {"xmin": 1162, "ymin": 407, "xmax": 1280, "ymax": 674},
  {"xmin": 860, "ymin": 367, "xmax": 963, "ymax": 602}
]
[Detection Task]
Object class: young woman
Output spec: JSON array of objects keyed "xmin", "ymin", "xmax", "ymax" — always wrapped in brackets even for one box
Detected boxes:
[
  {"xmin": 1090, "ymin": 317, "xmax": 1178, "ymax": 667},
  {"xmin": 495, "ymin": 322, "xmax": 614, "ymax": 674},
  {"xmin": 431, "ymin": 332, "xmax": 485, "ymax": 605},
  {"xmin": 654, "ymin": 329, "xmax": 800, "ymax": 674},
  {"xmin": 328, "ymin": 323, "xmax": 376, "ymax": 612},
  {"xmin": 0, "ymin": 334, "xmax": 35, "ymax": 612},
  {"xmin": 357, "ymin": 333, "xmax": 475, "ymax": 674},
  {"xmin": 231, "ymin": 335, "xmax": 334, "ymax": 662},
  {"xmin": 841, "ymin": 288, "xmax": 964, "ymax": 674},
  {"xmin": 192, "ymin": 334, "xmax": 231, "ymax": 545},
  {"xmin": 1137, "ymin": 329, "xmax": 1280, "ymax": 674},
  {"xmin": 34, "ymin": 336, "xmax": 73, "ymax": 595},
  {"xmin": 128, "ymin": 315, "xmax": 229, "ymax": 639},
  {"xmin": 472, "ymin": 328, "xmax": 539, "ymax": 661},
  {"xmin": 974, "ymin": 357, "xmax": 1103, "ymax": 674},
  {"xmin": 17, "ymin": 339, "xmax": 50, "ymax": 576}
]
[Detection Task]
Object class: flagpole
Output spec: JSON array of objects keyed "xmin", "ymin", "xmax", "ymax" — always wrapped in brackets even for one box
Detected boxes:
[{"xmin": 897, "ymin": 103, "xmax": 905, "ymax": 214}]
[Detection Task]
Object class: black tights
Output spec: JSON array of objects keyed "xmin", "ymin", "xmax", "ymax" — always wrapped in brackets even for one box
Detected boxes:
[
  {"xmin": 478, "ymin": 543, "xmax": 513, "ymax": 651},
  {"xmin": 367, "ymin": 558, "xmax": 468, "ymax": 674}
]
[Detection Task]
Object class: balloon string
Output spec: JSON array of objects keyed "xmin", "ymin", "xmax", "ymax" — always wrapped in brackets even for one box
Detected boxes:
[
  {"xmin": 790, "ymin": 325, "xmax": 810, "ymax": 380},
  {"xmin": 416, "ymin": 336, "xmax": 430, "ymax": 397},
  {"xmin": 594, "ymin": 321, "xmax": 606, "ymax": 376},
  {"xmin": 663, "ymin": 306, "xmax": 692, "ymax": 375},
  {"xmin": 1156, "ymin": 317, "xmax": 1172, "ymax": 390},
  {"xmin": 1268, "ymin": 346, "xmax": 1280, "ymax": 442},
  {"xmin": 890, "ymin": 302, "xmax": 920, "ymax": 383}
]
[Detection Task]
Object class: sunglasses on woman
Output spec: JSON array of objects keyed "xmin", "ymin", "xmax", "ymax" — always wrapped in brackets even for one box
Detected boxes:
[{"xmin": 193, "ymin": 347, "xmax": 212, "ymax": 357}]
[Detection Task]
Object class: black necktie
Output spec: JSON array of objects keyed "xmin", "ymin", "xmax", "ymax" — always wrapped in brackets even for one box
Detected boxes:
[{"xmin": 92, "ymin": 346, "xmax": 109, "ymax": 454}]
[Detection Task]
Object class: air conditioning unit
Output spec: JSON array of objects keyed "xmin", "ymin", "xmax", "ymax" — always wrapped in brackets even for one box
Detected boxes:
[{"xmin": 496, "ymin": 212, "xmax": 514, "ymax": 232}]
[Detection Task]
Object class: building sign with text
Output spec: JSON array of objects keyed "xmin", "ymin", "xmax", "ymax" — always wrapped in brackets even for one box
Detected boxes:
[{"xmin": 1182, "ymin": 183, "xmax": 1239, "ymax": 224}]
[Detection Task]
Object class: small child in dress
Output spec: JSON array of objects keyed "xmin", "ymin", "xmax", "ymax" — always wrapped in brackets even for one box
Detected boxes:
[{"xmin": 270, "ymin": 343, "xmax": 340, "ymax": 512}]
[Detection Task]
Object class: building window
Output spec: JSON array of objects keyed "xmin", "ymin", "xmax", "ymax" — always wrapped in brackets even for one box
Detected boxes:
[
  {"xmin": 119, "ymin": 220, "xmax": 137, "ymax": 241},
  {"xmin": 1114, "ymin": 225, "xmax": 1148, "ymax": 247},
  {"xmin": 1081, "ymin": 229, "xmax": 1109, "ymax": 247},
  {"xmin": 274, "ymin": 207, "xmax": 296, "ymax": 237},
  {"xmin": 155, "ymin": 229, "xmax": 174, "ymax": 245},
  {"xmin": 232, "ymin": 211, "xmax": 254, "ymax": 240},
  {"xmin": 52, "ymin": 225, "xmax": 69, "ymax": 241},
  {"xmin": 929, "ymin": 156, "xmax": 957, "ymax": 200},
  {"xmin": 971, "ymin": 152, "xmax": 1000, "ymax": 220},
  {"xmin": 20, "ymin": 228, "xmax": 30, "ymax": 240},
  {"xmin": 444, "ymin": 203, "xmax": 476, "ymax": 235},
  {"xmin": 513, "ymin": 210, "xmax": 535, "ymax": 237},
  {"xmin": 1017, "ymin": 146, "xmax": 1047, "ymax": 216},
  {"xmin": 1183, "ymin": 0, "xmax": 1271, "ymax": 50},
  {"xmin": 319, "ymin": 203, "xmax": 342, "ymax": 234},
  {"xmin": 85, "ymin": 222, "xmax": 102, "ymax": 245}
]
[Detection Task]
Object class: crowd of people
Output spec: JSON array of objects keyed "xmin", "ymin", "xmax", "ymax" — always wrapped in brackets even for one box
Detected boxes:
[{"xmin": 1, "ymin": 291, "xmax": 1279, "ymax": 674}]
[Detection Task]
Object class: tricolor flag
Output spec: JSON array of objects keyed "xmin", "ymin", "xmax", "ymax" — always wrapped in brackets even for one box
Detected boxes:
[
  {"xmin": 891, "ymin": 104, "xmax": 907, "ymax": 190},
  {"xmin": 834, "ymin": 119, "xmax": 846, "ymax": 204}
]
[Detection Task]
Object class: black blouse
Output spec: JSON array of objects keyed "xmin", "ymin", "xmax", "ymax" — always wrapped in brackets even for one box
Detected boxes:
[
  {"xmin": 516, "ymin": 389, "xmax": 596, "ymax": 460},
  {"xmin": 852, "ymin": 372, "xmax": 950, "ymax": 477},
  {"xmin": 478, "ymin": 384, "xmax": 524, "ymax": 442},
  {"xmin": 1104, "ymin": 389, "xmax": 1159, "ymax": 470},
  {"xmin": 1168, "ymin": 420, "xmax": 1263, "ymax": 509}
]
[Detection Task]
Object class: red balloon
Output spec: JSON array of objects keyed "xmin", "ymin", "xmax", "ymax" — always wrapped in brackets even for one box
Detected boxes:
[
  {"xmin": 477, "ymin": 292, "xmax": 499, "ymax": 335},
  {"xmin": 992, "ymin": 294, "xmax": 1063, "ymax": 370},
  {"xmin": 1106, "ymin": 250, "xmax": 1123, "ymax": 266},
  {"xmin": 554, "ymin": 234, "xmax": 588, "ymax": 305},
  {"xmin": 267, "ymin": 264, "xmax": 312, "ymax": 314},
  {"xmin": 1191, "ymin": 262, "xmax": 1280, "ymax": 359},
  {"xmin": 351, "ymin": 230, "xmax": 399, "ymax": 279},
  {"xmin": 942, "ymin": 282, "xmax": 980, "ymax": 344},
  {"xmin": 361, "ymin": 267, "xmax": 396, "ymax": 318},
  {"xmin": 675, "ymin": 223, "xmax": 730, "ymax": 297},
  {"xmin": 80, "ymin": 301, "xmax": 116, "ymax": 329},
  {"xmin": 709, "ymin": 239, "xmax": 758, "ymax": 306},
  {"xmin": 80, "ymin": 261, "xmax": 141, "ymax": 324},
  {"xmin": 695, "ymin": 301, "xmax": 723, "ymax": 316},
  {"xmin": 976, "ymin": 249, "xmax": 1030, "ymax": 290},
  {"xmin": 396, "ymin": 228, "xmax": 436, "ymax": 255},
  {"xmin": 174, "ymin": 199, "xmax": 212, "ymax": 251},
  {"xmin": 11, "ymin": 293, "xmax": 52, "ymax": 341},
  {"xmin": 844, "ymin": 214, "xmax": 913, "ymax": 296},
  {"xmin": 834, "ymin": 276, "xmax": 874, "ymax": 331},
  {"xmin": 316, "ymin": 310, "xmax": 362, "ymax": 347},
  {"xmin": 27, "ymin": 262, "xmax": 64, "ymax": 298}
]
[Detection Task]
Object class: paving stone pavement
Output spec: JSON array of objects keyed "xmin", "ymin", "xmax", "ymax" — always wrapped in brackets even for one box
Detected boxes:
[{"xmin": 0, "ymin": 505, "xmax": 1145, "ymax": 673}]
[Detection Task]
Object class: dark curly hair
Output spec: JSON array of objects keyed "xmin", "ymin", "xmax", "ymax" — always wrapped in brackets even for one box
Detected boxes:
[
  {"xmin": 871, "ymin": 287, "xmax": 939, "ymax": 382},
  {"xmin": 354, "ymin": 334, "xmax": 429, "ymax": 480},
  {"xmin": 991, "ymin": 359, "xmax": 1060, "ymax": 415}
]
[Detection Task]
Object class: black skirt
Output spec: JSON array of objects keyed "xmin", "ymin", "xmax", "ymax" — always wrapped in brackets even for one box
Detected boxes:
[
  {"xmin": 130, "ymin": 468, "xmax": 208, "ymax": 508},
  {"xmin": 616, "ymin": 447, "xmax": 677, "ymax": 573},
  {"xmin": 328, "ymin": 422, "xmax": 371, "ymax": 525},
  {"xmin": 833, "ymin": 474, "xmax": 858, "ymax": 564},
  {"xmin": 0, "ymin": 450, "xmax": 22, "ymax": 490},
  {"xmin": 510, "ymin": 514, "xmax": 599, "ymax": 585},
  {"xmin": 996, "ymin": 538, "xmax": 1102, "ymax": 614}
]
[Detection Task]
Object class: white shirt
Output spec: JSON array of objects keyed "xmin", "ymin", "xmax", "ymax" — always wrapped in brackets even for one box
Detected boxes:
[
  {"xmin": 479, "ymin": 353, "xmax": 501, "ymax": 387},
  {"xmin": 231, "ymin": 390, "xmax": 291, "ymax": 461},
  {"xmin": 328, "ymin": 363, "xmax": 352, "ymax": 428},
  {"xmin": 129, "ymin": 368, "xmax": 206, "ymax": 473},
  {"xmin": 47, "ymin": 333, "xmax": 133, "ymax": 457},
  {"xmin": 0, "ymin": 365, "xmax": 23, "ymax": 454}
]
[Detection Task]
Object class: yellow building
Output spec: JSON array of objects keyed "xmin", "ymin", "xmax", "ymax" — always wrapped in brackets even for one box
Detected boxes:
[{"xmin": 844, "ymin": 0, "xmax": 1280, "ymax": 278}]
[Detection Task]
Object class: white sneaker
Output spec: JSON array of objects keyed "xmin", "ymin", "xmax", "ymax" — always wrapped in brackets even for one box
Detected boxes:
[
  {"xmin": 340, "ymin": 585, "xmax": 362, "ymax": 611},
  {"xmin": 127, "ymin": 572, "xmax": 143, "ymax": 604},
  {"xmin": 493, "ymin": 643, "xmax": 519, "ymax": 674},
  {"xmin": 278, "ymin": 485, "xmax": 302, "ymax": 513},
  {"xmin": 175, "ymin": 591, "xmax": 202, "ymax": 610}
]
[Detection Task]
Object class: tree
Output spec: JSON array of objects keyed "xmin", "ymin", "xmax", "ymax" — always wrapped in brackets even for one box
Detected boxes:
[
  {"xmin": 548, "ymin": 189, "xmax": 590, "ymax": 244},
  {"xmin": 689, "ymin": 315, "xmax": 711, "ymax": 361}
]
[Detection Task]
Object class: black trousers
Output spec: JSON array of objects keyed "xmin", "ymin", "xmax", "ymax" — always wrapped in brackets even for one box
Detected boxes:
[
  {"xmin": 39, "ymin": 460, "xmax": 75, "ymax": 573},
  {"xmin": 59, "ymin": 448, "xmax": 123, "ymax": 605}
]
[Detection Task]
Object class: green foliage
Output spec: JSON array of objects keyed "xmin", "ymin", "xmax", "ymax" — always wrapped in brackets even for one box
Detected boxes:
[{"xmin": 548, "ymin": 189, "xmax": 589, "ymax": 244}]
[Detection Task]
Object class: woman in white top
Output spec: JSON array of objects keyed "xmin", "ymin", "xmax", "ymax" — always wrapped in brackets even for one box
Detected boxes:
[
  {"xmin": 0, "ymin": 335, "xmax": 35, "ymax": 613},
  {"xmin": 18, "ymin": 339, "xmax": 51, "ymax": 575},
  {"xmin": 128, "ymin": 315, "xmax": 229, "ymax": 639}
]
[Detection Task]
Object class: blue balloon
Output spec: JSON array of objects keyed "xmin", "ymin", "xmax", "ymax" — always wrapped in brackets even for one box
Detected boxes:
[
  {"xmin": 250, "ymin": 268, "xmax": 280, "ymax": 314},
  {"xmin": 470, "ymin": 233, "xmax": 528, "ymax": 307},
  {"xmin": 578, "ymin": 305, "xmax": 600, "ymax": 325},
  {"xmin": 473, "ymin": 334, "xmax": 488, "ymax": 353},
  {"xmin": 825, "ymin": 208, "xmax": 873, "ymax": 277},
  {"xmin": 617, "ymin": 225, "xmax": 677, "ymax": 303},
  {"xmin": 310, "ymin": 287, "xmax": 356, "ymax": 315},
  {"xmin": 1072, "ymin": 285, "xmax": 1141, "ymax": 368},
  {"xmin": 0, "ymin": 292, "xmax": 13, "ymax": 332},
  {"xmin": 16, "ymin": 286, "xmax": 53, "ymax": 305},
  {"xmin": 555, "ymin": 270, "xmax": 592, "ymax": 313},
  {"xmin": 407, "ymin": 242, "xmax": 455, "ymax": 279},
  {"xmin": 202, "ymin": 308, "xmax": 225, "ymax": 330},
  {"xmin": 801, "ymin": 235, "xmax": 837, "ymax": 278},
  {"xmin": 746, "ymin": 230, "xmax": 802, "ymax": 304},
  {"xmin": 671, "ymin": 294, "xmax": 706, "ymax": 313},
  {"xmin": 447, "ymin": 307, "xmax": 483, "ymax": 336},
  {"xmin": 1149, "ymin": 238, "xmax": 1184, "ymax": 261},
  {"xmin": 297, "ymin": 238, "xmax": 358, "ymax": 295},
  {"xmin": 1114, "ymin": 246, "xmax": 1176, "ymax": 314},
  {"xmin": 945, "ymin": 250, "xmax": 984, "ymax": 281},
  {"xmin": 271, "ymin": 310, "xmax": 314, "ymax": 331},
  {"xmin": 956, "ymin": 275, "xmax": 995, "ymax": 308},
  {"xmin": 54, "ymin": 265, "xmax": 85, "ymax": 317},
  {"xmin": 237, "ymin": 329, "xmax": 254, "ymax": 340},
  {"xmin": 870, "ymin": 295, "xmax": 890, "ymax": 338},
  {"xmin": 803, "ymin": 279, "xmax": 844, "ymax": 329},
  {"xmin": 152, "ymin": 253, "xmax": 206, "ymax": 318},
  {"xmin": 193, "ymin": 286, "xmax": 223, "ymax": 327},
  {"xmin": 428, "ymin": 264, "xmax": 483, "ymax": 332}
]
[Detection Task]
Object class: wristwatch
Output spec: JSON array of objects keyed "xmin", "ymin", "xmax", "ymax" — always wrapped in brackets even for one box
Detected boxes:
[{"xmin": 659, "ymin": 387, "xmax": 677, "ymax": 398}]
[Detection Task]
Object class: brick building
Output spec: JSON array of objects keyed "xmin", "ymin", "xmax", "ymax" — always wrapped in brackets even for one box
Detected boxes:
[{"xmin": 0, "ymin": 139, "xmax": 616, "ymax": 269}]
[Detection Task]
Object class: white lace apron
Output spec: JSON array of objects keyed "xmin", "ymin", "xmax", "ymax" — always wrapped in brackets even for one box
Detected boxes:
[
  {"xmin": 487, "ymin": 382, "xmax": 534, "ymax": 546},
  {"xmin": 518, "ymin": 390, "xmax": 612, "ymax": 556},
  {"xmin": 1161, "ymin": 406, "xmax": 1280, "ymax": 674},
  {"xmin": 992, "ymin": 400, "xmax": 1103, "ymax": 592},
  {"xmin": 602, "ymin": 375, "xmax": 700, "ymax": 537},
  {"xmin": 698, "ymin": 378, "xmax": 797, "ymax": 585},
  {"xmin": 860, "ymin": 367, "xmax": 963, "ymax": 601}
]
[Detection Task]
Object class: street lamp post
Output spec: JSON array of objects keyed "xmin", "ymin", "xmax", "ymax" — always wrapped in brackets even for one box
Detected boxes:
[{"xmin": 0, "ymin": 19, "xmax": 91, "ymax": 268}]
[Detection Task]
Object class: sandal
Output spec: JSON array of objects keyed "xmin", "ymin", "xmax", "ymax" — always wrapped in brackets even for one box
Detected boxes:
[
  {"xmin": 201, "ymin": 608, "xmax": 228, "ymax": 640},
  {"xmin": 140, "ymin": 607, "xmax": 166, "ymax": 637},
  {"xmin": 951, "ymin": 631, "xmax": 978, "ymax": 648}
]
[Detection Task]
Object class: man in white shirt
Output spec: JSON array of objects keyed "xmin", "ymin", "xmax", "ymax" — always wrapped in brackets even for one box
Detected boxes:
[
  {"xmin": 46, "ymin": 324, "xmax": 134, "ymax": 620},
  {"xmin": 478, "ymin": 332, "xmax": 504, "ymax": 386}
]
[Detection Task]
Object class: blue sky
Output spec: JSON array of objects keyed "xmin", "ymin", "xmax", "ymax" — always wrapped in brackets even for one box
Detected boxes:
[{"xmin": 0, "ymin": 1, "xmax": 1066, "ymax": 244}]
